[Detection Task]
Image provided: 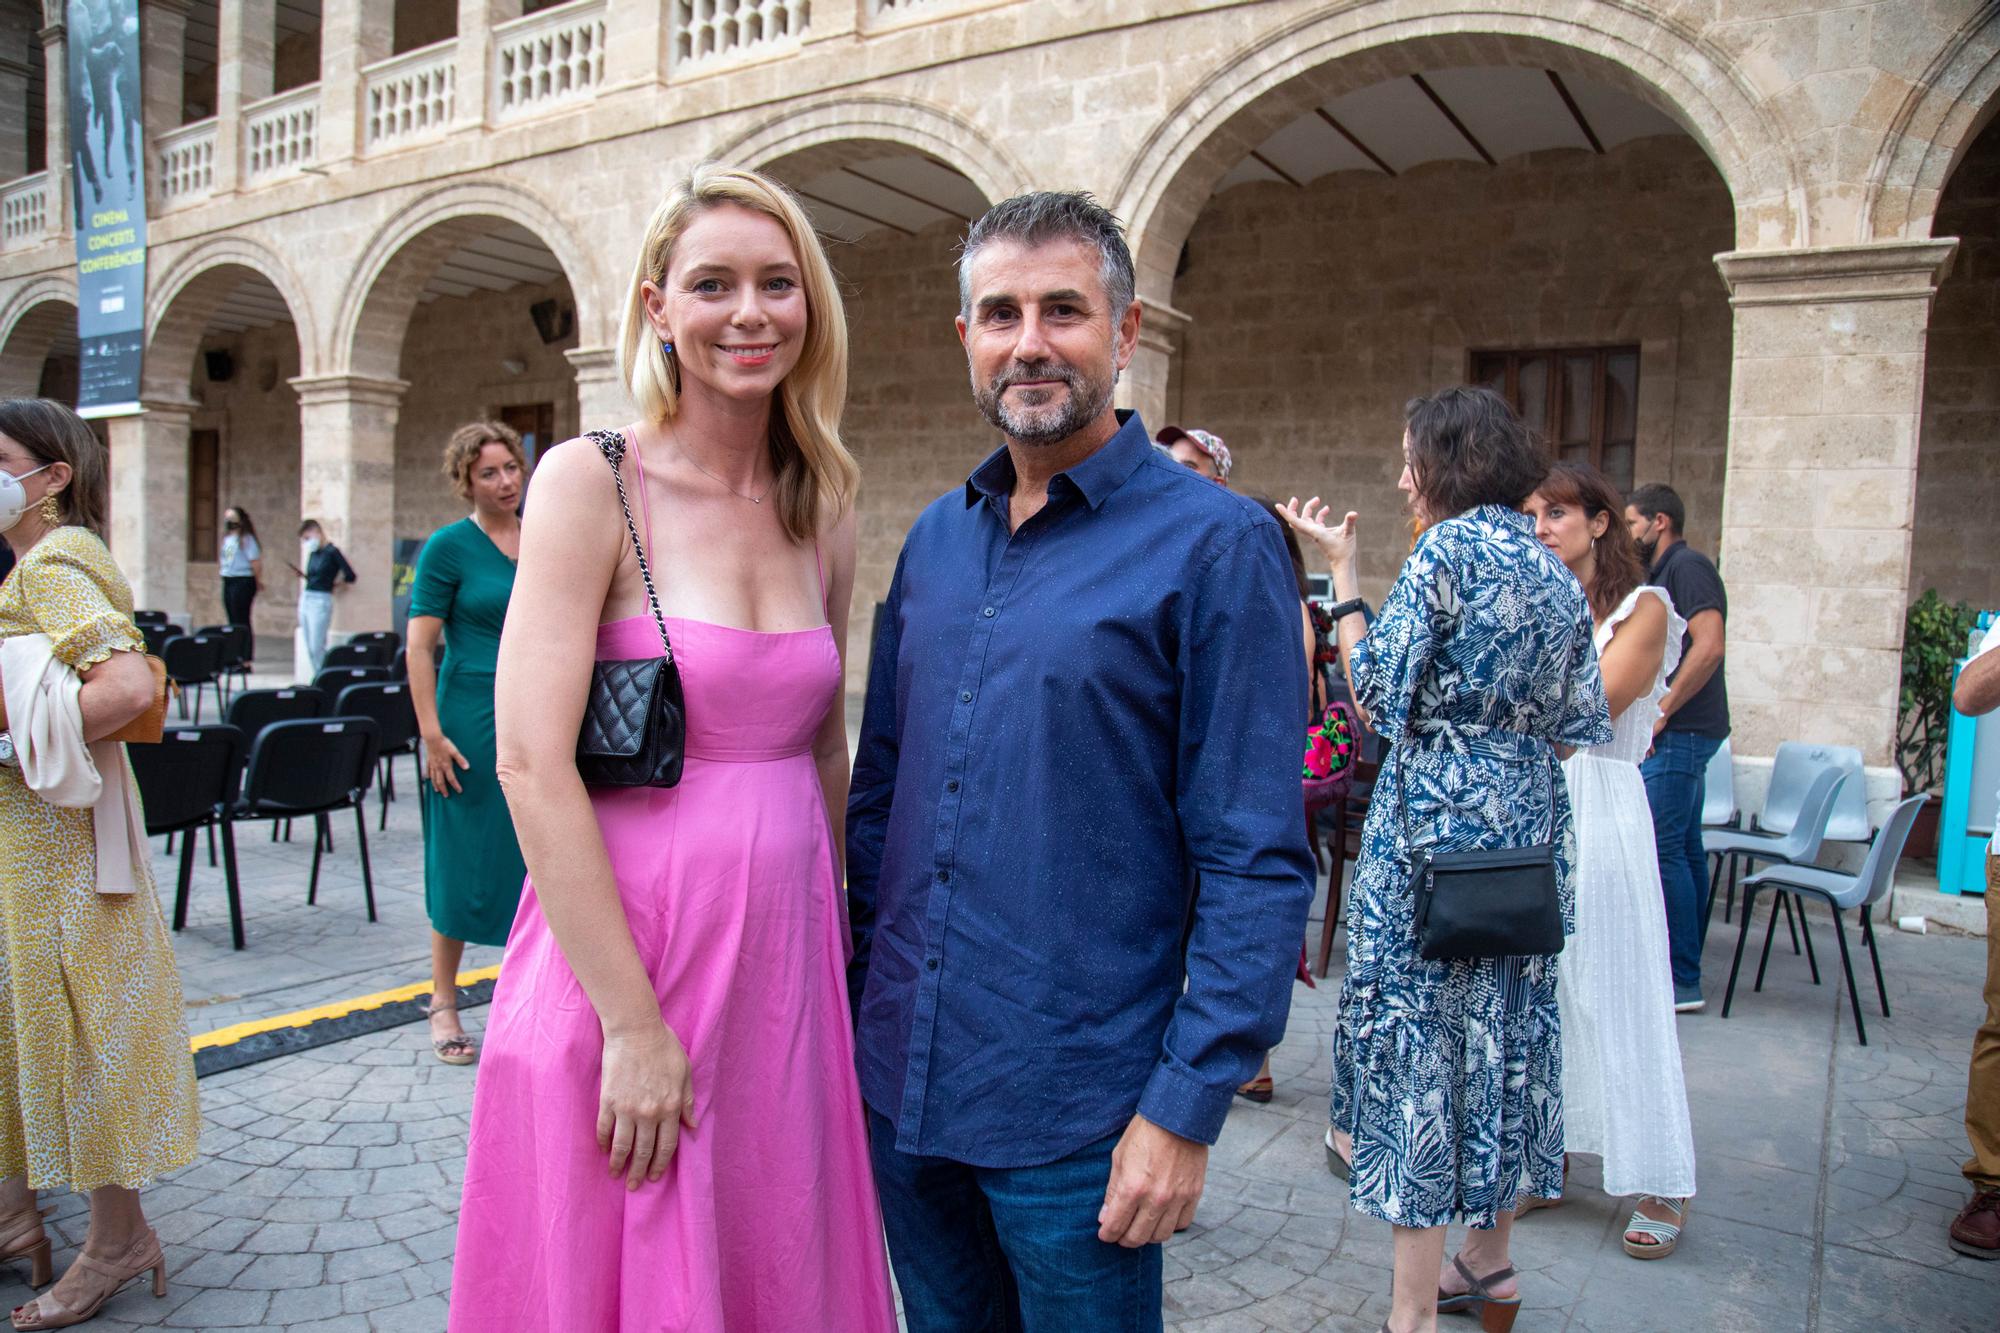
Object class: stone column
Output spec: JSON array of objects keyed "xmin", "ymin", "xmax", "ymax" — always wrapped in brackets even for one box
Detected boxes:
[
  {"xmin": 1116, "ymin": 297, "xmax": 1189, "ymax": 431},
  {"xmin": 454, "ymin": 0, "xmax": 507, "ymax": 132},
  {"xmin": 106, "ymin": 400, "xmax": 196, "ymax": 613},
  {"xmin": 603, "ymin": 0, "xmax": 670, "ymax": 88},
  {"xmin": 138, "ymin": 0, "xmax": 190, "ymax": 142},
  {"xmin": 318, "ymin": 0, "xmax": 394, "ymax": 166},
  {"xmin": 565, "ymin": 346, "xmax": 630, "ymax": 431},
  {"xmin": 291, "ymin": 374, "xmax": 407, "ymax": 633},
  {"xmin": 1714, "ymin": 240, "xmax": 1959, "ymax": 770},
  {"xmin": 37, "ymin": 19, "xmax": 69, "ymax": 238},
  {"xmin": 212, "ymin": 0, "xmax": 275, "ymax": 195}
]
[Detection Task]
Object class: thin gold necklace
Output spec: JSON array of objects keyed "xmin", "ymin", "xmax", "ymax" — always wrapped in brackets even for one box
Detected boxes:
[{"xmin": 675, "ymin": 436, "xmax": 769, "ymax": 505}]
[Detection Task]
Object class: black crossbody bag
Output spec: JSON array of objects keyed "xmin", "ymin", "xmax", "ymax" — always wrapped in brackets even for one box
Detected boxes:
[
  {"xmin": 1400, "ymin": 671, "xmax": 1571, "ymax": 961},
  {"xmin": 573, "ymin": 429, "xmax": 686, "ymax": 789}
]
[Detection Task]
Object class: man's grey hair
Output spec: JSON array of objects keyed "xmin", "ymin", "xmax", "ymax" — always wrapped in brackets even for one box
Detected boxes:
[{"xmin": 957, "ymin": 191, "xmax": 1137, "ymax": 321}]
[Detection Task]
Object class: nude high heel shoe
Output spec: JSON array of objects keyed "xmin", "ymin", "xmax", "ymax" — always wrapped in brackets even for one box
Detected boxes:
[
  {"xmin": 10, "ymin": 1227, "xmax": 166, "ymax": 1330},
  {"xmin": 0, "ymin": 1209, "xmax": 50, "ymax": 1289}
]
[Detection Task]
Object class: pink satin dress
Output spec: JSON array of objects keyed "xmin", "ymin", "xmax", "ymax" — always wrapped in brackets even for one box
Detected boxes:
[{"xmin": 450, "ymin": 516, "xmax": 895, "ymax": 1330}]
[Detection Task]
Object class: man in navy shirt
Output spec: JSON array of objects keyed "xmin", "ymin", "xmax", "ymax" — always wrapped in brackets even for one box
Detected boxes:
[{"xmin": 847, "ymin": 192, "xmax": 1315, "ymax": 1329}]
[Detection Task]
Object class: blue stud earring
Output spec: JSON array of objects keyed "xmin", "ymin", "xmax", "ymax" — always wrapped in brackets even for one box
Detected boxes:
[{"xmin": 661, "ymin": 339, "xmax": 675, "ymax": 356}]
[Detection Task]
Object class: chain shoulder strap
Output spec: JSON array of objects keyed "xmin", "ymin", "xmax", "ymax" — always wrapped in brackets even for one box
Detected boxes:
[{"xmin": 586, "ymin": 428, "xmax": 674, "ymax": 664}]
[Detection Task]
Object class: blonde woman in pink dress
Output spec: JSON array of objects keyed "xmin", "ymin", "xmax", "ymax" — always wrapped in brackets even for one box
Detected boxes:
[{"xmin": 449, "ymin": 165, "xmax": 895, "ymax": 1331}]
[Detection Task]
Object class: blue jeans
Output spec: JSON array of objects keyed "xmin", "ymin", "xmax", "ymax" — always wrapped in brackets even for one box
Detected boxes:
[
  {"xmin": 867, "ymin": 1108, "xmax": 1162, "ymax": 1333},
  {"xmin": 1640, "ymin": 729, "xmax": 1723, "ymax": 990}
]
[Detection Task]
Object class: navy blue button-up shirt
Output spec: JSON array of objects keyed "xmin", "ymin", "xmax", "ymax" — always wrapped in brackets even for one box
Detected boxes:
[{"xmin": 847, "ymin": 413, "xmax": 1316, "ymax": 1167}]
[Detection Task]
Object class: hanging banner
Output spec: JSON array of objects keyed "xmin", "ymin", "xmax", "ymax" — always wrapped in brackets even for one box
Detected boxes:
[{"xmin": 67, "ymin": 0, "xmax": 147, "ymax": 418}]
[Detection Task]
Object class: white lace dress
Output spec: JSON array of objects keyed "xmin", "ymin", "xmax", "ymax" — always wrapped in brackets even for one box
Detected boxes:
[{"xmin": 1557, "ymin": 585, "xmax": 1698, "ymax": 1199}]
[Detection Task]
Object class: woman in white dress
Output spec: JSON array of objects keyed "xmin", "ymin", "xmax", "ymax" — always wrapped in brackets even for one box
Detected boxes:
[{"xmin": 1521, "ymin": 461, "xmax": 1698, "ymax": 1259}]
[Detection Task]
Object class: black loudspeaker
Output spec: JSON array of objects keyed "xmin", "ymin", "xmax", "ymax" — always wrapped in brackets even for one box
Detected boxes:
[
  {"xmin": 529, "ymin": 299, "xmax": 574, "ymax": 345},
  {"xmin": 204, "ymin": 349, "xmax": 234, "ymax": 382}
]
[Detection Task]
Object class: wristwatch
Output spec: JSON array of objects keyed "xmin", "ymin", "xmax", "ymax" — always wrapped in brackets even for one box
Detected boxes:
[
  {"xmin": 0, "ymin": 732, "xmax": 14, "ymax": 769},
  {"xmin": 1325, "ymin": 597, "xmax": 1369, "ymax": 624}
]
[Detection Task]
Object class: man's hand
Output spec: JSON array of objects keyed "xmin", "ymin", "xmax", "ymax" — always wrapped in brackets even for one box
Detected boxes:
[{"xmin": 1097, "ymin": 1114, "xmax": 1208, "ymax": 1247}]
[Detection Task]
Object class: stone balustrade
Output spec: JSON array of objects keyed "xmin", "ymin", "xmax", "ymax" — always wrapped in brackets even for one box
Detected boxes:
[
  {"xmin": 491, "ymin": 0, "xmax": 608, "ymax": 122},
  {"xmin": 674, "ymin": 0, "xmax": 810, "ymax": 69},
  {"xmin": 243, "ymin": 85, "xmax": 321, "ymax": 185},
  {"xmin": 155, "ymin": 119, "xmax": 219, "ymax": 210},
  {"xmin": 0, "ymin": 173, "xmax": 49, "ymax": 251},
  {"xmin": 364, "ymin": 41, "xmax": 459, "ymax": 151}
]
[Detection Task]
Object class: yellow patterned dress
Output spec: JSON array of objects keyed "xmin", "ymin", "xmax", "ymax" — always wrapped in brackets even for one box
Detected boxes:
[{"xmin": 0, "ymin": 527, "xmax": 199, "ymax": 1190}]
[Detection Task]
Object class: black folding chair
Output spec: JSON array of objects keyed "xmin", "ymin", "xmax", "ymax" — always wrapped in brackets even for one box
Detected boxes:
[
  {"xmin": 133, "ymin": 610, "xmax": 170, "ymax": 626},
  {"xmin": 348, "ymin": 630, "xmax": 402, "ymax": 655},
  {"xmin": 335, "ymin": 682, "xmax": 419, "ymax": 829},
  {"xmin": 139, "ymin": 622, "xmax": 183, "ymax": 657},
  {"xmin": 390, "ymin": 647, "xmax": 408, "ymax": 681},
  {"xmin": 232, "ymin": 717, "xmax": 382, "ymax": 921},
  {"xmin": 196, "ymin": 623, "xmax": 254, "ymax": 697},
  {"xmin": 226, "ymin": 687, "xmax": 328, "ymax": 845},
  {"xmin": 127, "ymin": 725, "xmax": 249, "ymax": 949},
  {"xmin": 322, "ymin": 641, "xmax": 391, "ymax": 670},
  {"xmin": 162, "ymin": 633, "xmax": 226, "ymax": 723},
  {"xmin": 312, "ymin": 665, "xmax": 390, "ymax": 698}
]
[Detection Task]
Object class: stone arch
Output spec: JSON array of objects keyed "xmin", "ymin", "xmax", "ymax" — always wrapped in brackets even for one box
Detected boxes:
[
  {"xmin": 0, "ymin": 273, "xmax": 79, "ymax": 397},
  {"xmin": 713, "ymin": 92, "xmax": 1031, "ymax": 208},
  {"xmin": 1113, "ymin": 1, "xmax": 1804, "ymax": 299},
  {"xmin": 333, "ymin": 178, "xmax": 602, "ymax": 381},
  {"xmin": 143, "ymin": 234, "xmax": 316, "ymax": 399},
  {"xmin": 1861, "ymin": 5, "xmax": 2000, "ymax": 241}
]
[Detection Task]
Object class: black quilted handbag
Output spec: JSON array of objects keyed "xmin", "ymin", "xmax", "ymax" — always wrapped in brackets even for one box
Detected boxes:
[{"xmin": 574, "ymin": 428, "xmax": 686, "ymax": 789}]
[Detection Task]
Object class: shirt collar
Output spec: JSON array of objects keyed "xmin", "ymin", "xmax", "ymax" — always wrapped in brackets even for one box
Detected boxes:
[{"xmin": 964, "ymin": 410, "xmax": 1153, "ymax": 512}]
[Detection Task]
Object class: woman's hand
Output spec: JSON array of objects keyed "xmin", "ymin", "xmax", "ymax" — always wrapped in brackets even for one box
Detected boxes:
[
  {"xmin": 1281, "ymin": 497, "xmax": 1360, "ymax": 570},
  {"xmin": 597, "ymin": 1023, "xmax": 698, "ymax": 1190},
  {"xmin": 423, "ymin": 732, "xmax": 469, "ymax": 795}
]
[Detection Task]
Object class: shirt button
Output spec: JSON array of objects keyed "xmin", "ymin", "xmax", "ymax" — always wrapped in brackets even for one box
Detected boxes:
[
  {"xmin": 982, "ymin": 606, "xmax": 996, "ymax": 618},
  {"xmin": 936, "ymin": 870, "xmax": 950, "ymax": 883},
  {"xmin": 960, "ymin": 691, "xmax": 972, "ymax": 703},
  {"xmin": 926, "ymin": 958, "xmax": 939, "ymax": 972},
  {"xmin": 946, "ymin": 780, "xmax": 959, "ymax": 792}
]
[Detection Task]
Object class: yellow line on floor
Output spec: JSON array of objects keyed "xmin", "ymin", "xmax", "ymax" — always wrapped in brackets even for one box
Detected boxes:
[{"xmin": 189, "ymin": 965, "xmax": 503, "ymax": 1052}]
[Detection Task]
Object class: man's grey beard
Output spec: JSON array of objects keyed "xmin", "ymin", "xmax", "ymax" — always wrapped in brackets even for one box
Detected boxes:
[{"xmin": 972, "ymin": 357, "xmax": 1115, "ymax": 446}]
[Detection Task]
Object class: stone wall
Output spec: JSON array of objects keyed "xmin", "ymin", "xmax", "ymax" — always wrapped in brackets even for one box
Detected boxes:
[
  {"xmin": 1169, "ymin": 136, "xmax": 1736, "ymax": 600},
  {"xmin": 837, "ymin": 222, "xmax": 991, "ymax": 691},
  {"xmin": 184, "ymin": 321, "xmax": 305, "ymax": 635},
  {"xmin": 1912, "ymin": 116, "xmax": 2000, "ymax": 614},
  {"xmin": 392, "ymin": 279, "xmax": 580, "ymax": 549}
]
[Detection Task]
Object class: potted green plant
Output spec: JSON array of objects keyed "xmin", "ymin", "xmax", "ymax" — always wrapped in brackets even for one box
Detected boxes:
[{"xmin": 1896, "ymin": 589, "xmax": 1979, "ymax": 858}]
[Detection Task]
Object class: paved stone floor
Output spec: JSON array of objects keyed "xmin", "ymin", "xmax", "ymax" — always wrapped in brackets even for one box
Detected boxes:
[{"xmin": 7, "ymin": 709, "xmax": 1996, "ymax": 1330}]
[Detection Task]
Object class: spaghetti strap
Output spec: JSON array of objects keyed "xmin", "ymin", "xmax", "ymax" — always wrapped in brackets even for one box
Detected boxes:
[
  {"xmin": 626, "ymin": 427, "xmax": 658, "ymax": 561},
  {"xmin": 814, "ymin": 540, "xmax": 827, "ymax": 615}
]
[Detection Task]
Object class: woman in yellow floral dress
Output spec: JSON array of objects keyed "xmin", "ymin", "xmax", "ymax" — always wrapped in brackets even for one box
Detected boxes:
[{"xmin": 0, "ymin": 399, "xmax": 199, "ymax": 1329}]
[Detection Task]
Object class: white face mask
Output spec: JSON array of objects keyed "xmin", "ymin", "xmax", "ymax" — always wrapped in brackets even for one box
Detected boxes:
[
  {"xmin": 302, "ymin": 536, "xmax": 322, "ymax": 555},
  {"xmin": 0, "ymin": 463, "xmax": 52, "ymax": 535}
]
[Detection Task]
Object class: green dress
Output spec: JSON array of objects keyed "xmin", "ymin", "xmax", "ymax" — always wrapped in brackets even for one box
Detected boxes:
[{"xmin": 412, "ymin": 518, "xmax": 528, "ymax": 946}]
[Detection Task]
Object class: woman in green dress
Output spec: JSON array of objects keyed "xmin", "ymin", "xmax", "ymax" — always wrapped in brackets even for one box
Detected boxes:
[{"xmin": 408, "ymin": 422, "xmax": 528, "ymax": 1065}]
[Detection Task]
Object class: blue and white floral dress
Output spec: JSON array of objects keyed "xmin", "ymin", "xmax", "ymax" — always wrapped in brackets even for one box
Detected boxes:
[{"xmin": 1330, "ymin": 504, "xmax": 1612, "ymax": 1229}]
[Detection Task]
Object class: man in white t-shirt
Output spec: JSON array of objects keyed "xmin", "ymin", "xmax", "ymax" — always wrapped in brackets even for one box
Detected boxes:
[{"xmin": 1950, "ymin": 620, "xmax": 2000, "ymax": 1259}]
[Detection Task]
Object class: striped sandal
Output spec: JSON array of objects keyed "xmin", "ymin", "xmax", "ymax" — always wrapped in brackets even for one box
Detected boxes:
[{"xmin": 1623, "ymin": 1195, "xmax": 1688, "ymax": 1259}]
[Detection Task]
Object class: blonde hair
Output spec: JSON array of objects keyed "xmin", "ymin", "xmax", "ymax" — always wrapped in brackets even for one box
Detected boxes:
[
  {"xmin": 617, "ymin": 163, "xmax": 856, "ymax": 543},
  {"xmin": 442, "ymin": 421, "xmax": 525, "ymax": 500}
]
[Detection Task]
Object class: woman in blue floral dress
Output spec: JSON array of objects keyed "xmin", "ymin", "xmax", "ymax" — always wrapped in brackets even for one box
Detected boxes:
[{"xmin": 1282, "ymin": 386, "xmax": 1611, "ymax": 1333}]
